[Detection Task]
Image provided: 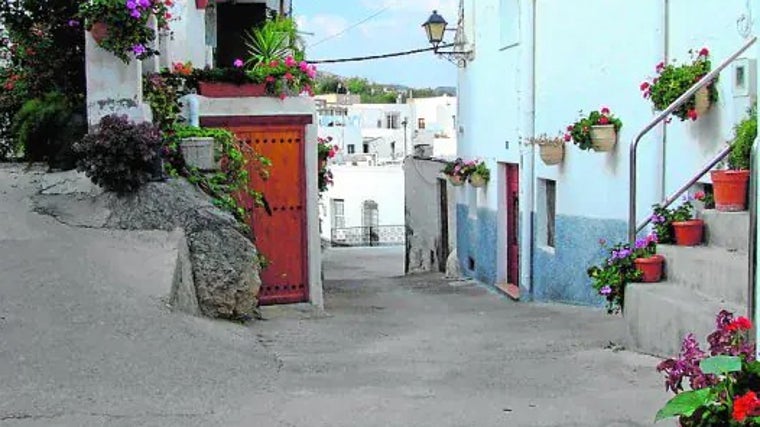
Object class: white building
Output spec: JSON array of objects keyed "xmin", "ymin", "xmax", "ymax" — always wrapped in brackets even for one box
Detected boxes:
[
  {"xmin": 408, "ymin": 95, "xmax": 458, "ymax": 158},
  {"xmin": 447, "ymin": 0, "xmax": 760, "ymax": 355}
]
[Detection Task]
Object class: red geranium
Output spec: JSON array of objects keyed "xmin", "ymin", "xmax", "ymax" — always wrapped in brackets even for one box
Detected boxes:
[{"xmin": 733, "ymin": 391, "xmax": 760, "ymax": 422}]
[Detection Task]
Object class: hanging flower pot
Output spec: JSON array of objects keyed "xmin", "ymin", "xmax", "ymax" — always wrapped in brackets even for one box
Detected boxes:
[
  {"xmin": 672, "ymin": 219, "xmax": 704, "ymax": 246},
  {"xmin": 634, "ymin": 254, "xmax": 664, "ymax": 283},
  {"xmin": 469, "ymin": 172, "xmax": 487, "ymax": 188},
  {"xmin": 196, "ymin": 0, "xmax": 210, "ymax": 8},
  {"xmin": 539, "ymin": 143, "xmax": 564, "ymax": 165},
  {"xmin": 590, "ymin": 125, "xmax": 617, "ymax": 152},
  {"xmin": 90, "ymin": 21, "xmax": 109, "ymax": 45},
  {"xmin": 448, "ymin": 175, "xmax": 465, "ymax": 186},
  {"xmin": 711, "ymin": 170, "xmax": 750, "ymax": 212},
  {"xmin": 694, "ymin": 86, "xmax": 711, "ymax": 116}
]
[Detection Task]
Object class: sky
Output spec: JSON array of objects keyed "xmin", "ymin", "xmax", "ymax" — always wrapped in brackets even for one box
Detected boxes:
[{"xmin": 293, "ymin": 0, "xmax": 458, "ymax": 89}]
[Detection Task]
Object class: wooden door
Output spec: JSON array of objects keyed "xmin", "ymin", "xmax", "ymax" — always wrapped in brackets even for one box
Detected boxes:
[
  {"xmin": 506, "ymin": 164, "xmax": 520, "ymax": 286},
  {"xmin": 230, "ymin": 125, "xmax": 309, "ymax": 305},
  {"xmin": 438, "ymin": 178, "xmax": 449, "ymax": 273}
]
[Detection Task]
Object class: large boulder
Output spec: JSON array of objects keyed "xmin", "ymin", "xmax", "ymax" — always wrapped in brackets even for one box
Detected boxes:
[{"xmin": 103, "ymin": 180, "xmax": 261, "ymax": 320}]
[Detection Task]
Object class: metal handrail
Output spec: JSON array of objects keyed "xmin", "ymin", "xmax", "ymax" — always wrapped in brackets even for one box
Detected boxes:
[
  {"xmin": 749, "ymin": 129, "xmax": 759, "ymax": 331},
  {"xmin": 636, "ymin": 145, "xmax": 732, "ymax": 233},
  {"xmin": 629, "ymin": 36, "xmax": 758, "ymax": 244}
]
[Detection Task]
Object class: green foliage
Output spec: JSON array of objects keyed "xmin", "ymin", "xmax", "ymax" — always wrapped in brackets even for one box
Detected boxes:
[
  {"xmin": 361, "ymin": 92, "xmax": 399, "ymax": 104},
  {"xmin": 641, "ymin": 48, "xmax": 718, "ymax": 121},
  {"xmin": 699, "ymin": 356, "xmax": 742, "ymax": 376},
  {"xmin": 73, "ymin": 114, "xmax": 163, "ymax": 194},
  {"xmin": 11, "ymin": 91, "xmax": 85, "ymax": 169},
  {"xmin": 655, "ymin": 388, "xmax": 714, "ymax": 422},
  {"xmin": 245, "ymin": 17, "xmax": 303, "ymax": 69},
  {"xmin": 172, "ymin": 125, "xmax": 272, "ymax": 224},
  {"xmin": 728, "ymin": 106, "xmax": 757, "ymax": 171},
  {"xmin": 465, "ymin": 161, "xmax": 490, "ymax": 183},
  {"xmin": 567, "ymin": 107, "xmax": 623, "ymax": 151},
  {"xmin": 650, "ymin": 192, "xmax": 706, "ymax": 243},
  {"xmin": 587, "ymin": 236, "xmax": 655, "ymax": 314},
  {"xmin": 76, "ymin": 0, "xmax": 171, "ymax": 63},
  {"xmin": 143, "ymin": 71, "xmax": 188, "ymax": 132}
]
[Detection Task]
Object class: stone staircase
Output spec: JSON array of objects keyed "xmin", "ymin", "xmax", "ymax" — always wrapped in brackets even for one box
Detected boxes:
[{"xmin": 624, "ymin": 209, "xmax": 750, "ymax": 358}]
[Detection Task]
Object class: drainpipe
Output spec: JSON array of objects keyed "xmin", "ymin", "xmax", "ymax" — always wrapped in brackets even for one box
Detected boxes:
[
  {"xmin": 518, "ymin": 0, "xmax": 536, "ymax": 297},
  {"xmin": 660, "ymin": 0, "xmax": 670, "ymax": 203}
]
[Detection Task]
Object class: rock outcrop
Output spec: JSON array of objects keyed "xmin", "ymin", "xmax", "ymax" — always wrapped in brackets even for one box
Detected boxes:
[{"xmin": 33, "ymin": 173, "xmax": 261, "ymax": 320}]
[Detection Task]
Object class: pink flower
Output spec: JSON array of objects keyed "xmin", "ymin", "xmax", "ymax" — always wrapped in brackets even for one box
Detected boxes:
[
  {"xmin": 566, "ymin": 125, "xmax": 573, "ymax": 132},
  {"xmin": 656, "ymin": 61, "xmax": 665, "ymax": 72},
  {"xmin": 265, "ymin": 75, "xmax": 276, "ymax": 83},
  {"xmin": 598, "ymin": 116, "xmax": 610, "ymax": 125},
  {"xmin": 284, "ymin": 56, "xmax": 297, "ymax": 67},
  {"xmin": 699, "ymin": 47, "xmax": 709, "ymax": 57},
  {"xmin": 279, "ymin": 92, "xmax": 287, "ymax": 100},
  {"xmin": 600, "ymin": 106, "xmax": 610, "ymax": 115},
  {"xmin": 270, "ymin": 59, "xmax": 280, "ymax": 67},
  {"xmin": 299, "ymin": 61, "xmax": 309, "ymax": 71},
  {"xmin": 233, "ymin": 58, "xmax": 244, "ymax": 68},
  {"xmin": 284, "ymin": 72, "xmax": 294, "ymax": 81},
  {"xmin": 563, "ymin": 133, "xmax": 571, "ymax": 142},
  {"xmin": 640, "ymin": 81, "xmax": 650, "ymax": 91}
]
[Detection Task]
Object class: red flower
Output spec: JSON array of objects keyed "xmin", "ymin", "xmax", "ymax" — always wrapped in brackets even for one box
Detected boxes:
[
  {"xmin": 3, "ymin": 82, "xmax": 13, "ymax": 90},
  {"xmin": 656, "ymin": 61, "xmax": 665, "ymax": 72},
  {"xmin": 265, "ymin": 76, "xmax": 276, "ymax": 83},
  {"xmin": 598, "ymin": 116, "xmax": 610, "ymax": 125},
  {"xmin": 694, "ymin": 191, "xmax": 706, "ymax": 201},
  {"xmin": 640, "ymin": 81, "xmax": 650, "ymax": 91},
  {"xmin": 566, "ymin": 125, "xmax": 573, "ymax": 132},
  {"xmin": 687, "ymin": 109, "xmax": 698, "ymax": 121},
  {"xmin": 600, "ymin": 107, "xmax": 610, "ymax": 115},
  {"xmin": 165, "ymin": 12, "xmax": 172, "ymax": 19},
  {"xmin": 284, "ymin": 72, "xmax": 294, "ymax": 81},
  {"xmin": 733, "ymin": 391, "xmax": 760, "ymax": 422},
  {"xmin": 270, "ymin": 59, "xmax": 280, "ymax": 67},
  {"xmin": 279, "ymin": 92, "xmax": 287, "ymax": 100},
  {"xmin": 563, "ymin": 133, "xmax": 571, "ymax": 142},
  {"xmin": 726, "ymin": 316, "xmax": 753, "ymax": 332},
  {"xmin": 699, "ymin": 47, "xmax": 709, "ymax": 57}
]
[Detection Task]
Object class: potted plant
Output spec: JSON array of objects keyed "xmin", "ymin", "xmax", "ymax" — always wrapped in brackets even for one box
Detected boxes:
[
  {"xmin": 640, "ymin": 47, "xmax": 717, "ymax": 122},
  {"xmin": 650, "ymin": 192, "xmax": 708, "ymax": 246},
  {"xmin": 77, "ymin": 0, "xmax": 171, "ymax": 63},
  {"xmin": 632, "ymin": 233, "xmax": 664, "ymax": 283},
  {"xmin": 173, "ymin": 125, "xmax": 229, "ymax": 172},
  {"xmin": 442, "ymin": 158, "xmax": 469, "ymax": 186},
  {"xmin": 587, "ymin": 236, "xmax": 657, "ymax": 315},
  {"xmin": 711, "ymin": 107, "xmax": 756, "ymax": 212},
  {"xmin": 655, "ymin": 310, "xmax": 757, "ymax": 426},
  {"xmin": 467, "ymin": 161, "xmax": 490, "ymax": 188},
  {"xmin": 567, "ymin": 107, "xmax": 623, "ymax": 152},
  {"xmin": 525, "ymin": 133, "xmax": 565, "ymax": 165}
]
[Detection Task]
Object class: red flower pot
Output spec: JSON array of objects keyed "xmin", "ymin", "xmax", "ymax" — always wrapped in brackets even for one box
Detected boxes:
[
  {"xmin": 90, "ymin": 22, "xmax": 109, "ymax": 44},
  {"xmin": 711, "ymin": 169, "xmax": 750, "ymax": 212},
  {"xmin": 634, "ymin": 254, "xmax": 664, "ymax": 283},
  {"xmin": 672, "ymin": 219, "xmax": 704, "ymax": 246},
  {"xmin": 198, "ymin": 82, "xmax": 267, "ymax": 98},
  {"xmin": 196, "ymin": 0, "xmax": 209, "ymax": 8}
]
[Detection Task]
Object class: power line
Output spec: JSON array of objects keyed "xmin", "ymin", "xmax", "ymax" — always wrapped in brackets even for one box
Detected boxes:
[
  {"xmin": 308, "ymin": 7, "xmax": 390, "ymax": 48},
  {"xmin": 308, "ymin": 44, "xmax": 454, "ymax": 64}
]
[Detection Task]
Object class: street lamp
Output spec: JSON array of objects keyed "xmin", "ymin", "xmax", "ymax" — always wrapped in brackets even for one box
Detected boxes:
[{"xmin": 421, "ymin": 10, "xmax": 472, "ymax": 67}]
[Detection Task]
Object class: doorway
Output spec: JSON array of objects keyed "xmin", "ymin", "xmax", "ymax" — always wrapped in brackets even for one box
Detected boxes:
[
  {"xmin": 437, "ymin": 178, "xmax": 449, "ymax": 273},
  {"xmin": 506, "ymin": 164, "xmax": 520, "ymax": 288}
]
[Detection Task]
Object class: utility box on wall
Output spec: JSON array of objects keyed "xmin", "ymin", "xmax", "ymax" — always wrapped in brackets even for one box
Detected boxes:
[{"xmin": 732, "ymin": 58, "xmax": 756, "ymax": 118}]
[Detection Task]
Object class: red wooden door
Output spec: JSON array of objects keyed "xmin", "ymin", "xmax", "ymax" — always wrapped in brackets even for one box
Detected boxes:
[
  {"xmin": 231, "ymin": 125, "xmax": 309, "ymax": 305},
  {"xmin": 506, "ymin": 164, "xmax": 520, "ymax": 286}
]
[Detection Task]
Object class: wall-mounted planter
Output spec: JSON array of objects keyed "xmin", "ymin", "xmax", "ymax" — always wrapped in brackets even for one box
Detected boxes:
[
  {"xmin": 694, "ymin": 86, "xmax": 711, "ymax": 116},
  {"xmin": 469, "ymin": 173, "xmax": 487, "ymax": 188},
  {"xmin": 672, "ymin": 219, "xmax": 704, "ymax": 246},
  {"xmin": 198, "ymin": 82, "xmax": 267, "ymax": 98},
  {"xmin": 447, "ymin": 175, "xmax": 465, "ymax": 187},
  {"xmin": 634, "ymin": 254, "xmax": 664, "ymax": 283},
  {"xmin": 90, "ymin": 22, "xmax": 109, "ymax": 44},
  {"xmin": 539, "ymin": 143, "xmax": 564, "ymax": 165},
  {"xmin": 180, "ymin": 137, "xmax": 218, "ymax": 171},
  {"xmin": 590, "ymin": 125, "xmax": 617, "ymax": 152},
  {"xmin": 711, "ymin": 169, "xmax": 750, "ymax": 211}
]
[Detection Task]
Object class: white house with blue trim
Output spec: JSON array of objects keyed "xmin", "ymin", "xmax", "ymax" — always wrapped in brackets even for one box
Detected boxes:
[{"xmin": 445, "ymin": 0, "xmax": 759, "ymax": 353}]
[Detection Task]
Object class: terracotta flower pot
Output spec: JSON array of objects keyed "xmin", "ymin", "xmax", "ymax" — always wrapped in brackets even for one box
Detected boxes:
[
  {"xmin": 672, "ymin": 219, "xmax": 704, "ymax": 246},
  {"xmin": 634, "ymin": 254, "xmax": 664, "ymax": 283},
  {"xmin": 198, "ymin": 81, "xmax": 268, "ymax": 98},
  {"xmin": 448, "ymin": 175, "xmax": 464, "ymax": 187},
  {"xmin": 196, "ymin": 0, "xmax": 210, "ymax": 8},
  {"xmin": 469, "ymin": 173, "xmax": 487, "ymax": 188},
  {"xmin": 711, "ymin": 169, "xmax": 750, "ymax": 212},
  {"xmin": 539, "ymin": 143, "xmax": 564, "ymax": 165},
  {"xmin": 590, "ymin": 125, "xmax": 617, "ymax": 152},
  {"xmin": 90, "ymin": 21, "xmax": 109, "ymax": 44}
]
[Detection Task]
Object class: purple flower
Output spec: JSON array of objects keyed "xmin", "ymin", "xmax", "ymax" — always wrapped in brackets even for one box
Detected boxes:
[
  {"xmin": 130, "ymin": 9, "xmax": 142, "ymax": 18},
  {"xmin": 600, "ymin": 285, "xmax": 612, "ymax": 296},
  {"xmin": 132, "ymin": 44, "xmax": 146, "ymax": 55},
  {"xmin": 651, "ymin": 214, "xmax": 666, "ymax": 224},
  {"xmin": 138, "ymin": 0, "xmax": 151, "ymax": 7},
  {"xmin": 635, "ymin": 238, "xmax": 648, "ymax": 250},
  {"xmin": 67, "ymin": 19, "xmax": 80, "ymax": 27},
  {"xmin": 233, "ymin": 58, "xmax": 244, "ymax": 68},
  {"xmin": 126, "ymin": 0, "xmax": 137, "ymax": 9}
]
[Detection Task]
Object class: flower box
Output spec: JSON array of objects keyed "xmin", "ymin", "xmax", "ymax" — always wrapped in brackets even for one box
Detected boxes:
[
  {"xmin": 198, "ymin": 81, "xmax": 268, "ymax": 98},
  {"xmin": 634, "ymin": 254, "xmax": 664, "ymax": 283},
  {"xmin": 180, "ymin": 137, "xmax": 217, "ymax": 171},
  {"xmin": 469, "ymin": 172, "xmax": 487, "ymax": 188},
  {"xmin": 590, "ymin": 125, "xmax": 617, "ymax": 152},
  {"xmin": 448, "ymin": 175, "xmax": 465, "ymax": 186}
]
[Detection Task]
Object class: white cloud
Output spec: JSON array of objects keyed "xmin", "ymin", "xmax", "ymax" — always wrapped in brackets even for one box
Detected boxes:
[{"xmin": 298, "ymin": 13, "xmax": 350, "ymax": 40}]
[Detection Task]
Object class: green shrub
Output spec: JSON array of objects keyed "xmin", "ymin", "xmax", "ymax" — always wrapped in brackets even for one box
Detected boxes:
[
  {"xmin": 73, "ymin": 114, "xmax": 163, "ymax": 193},
  {"xmin": 11, "ymin": 91, "xmax": 85, "ymax": 169},
  {"xmin": 728, "ymin": 107, "xmax": 757, "ymax": 171}
]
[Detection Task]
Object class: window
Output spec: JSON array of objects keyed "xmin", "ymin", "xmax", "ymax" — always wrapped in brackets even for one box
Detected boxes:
[
  {"xmin": 363, "ymin": 143, "xmax": 369, "ymax": 153},
  {"xmin": 331, "ymin": 199, "xmax": 345, "ymax": 229},
  {"xmin": 418, "ymin": 118, "xmax": 426, "ymax": 129},
  {"xmin": 390, "ymin": 142, "xmax": 396, "ymax": 157},
  {"xmin": 536, "ymin": 179, "xmax": 556, "ymax": 249},
  {"xmin": 377, "ymin": 119, "xmax": 382, "ymax": 128},
  {"xmin": 385, "ymin": 112, "xmax": 400, "ymax": 129},
  {"xmin": 347, "ymin": 144, "xmax": 355, "ymax": 154}
]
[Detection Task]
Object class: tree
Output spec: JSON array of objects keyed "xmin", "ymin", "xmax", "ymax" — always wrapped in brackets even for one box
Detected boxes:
[{"xmin": 345, "ymin": 77, "xmax": 369, "ymax": 95}]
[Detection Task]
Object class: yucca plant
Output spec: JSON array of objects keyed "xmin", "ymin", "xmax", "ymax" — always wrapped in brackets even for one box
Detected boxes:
[{"xmin": 244, "ymin": 17, "xmax": 304, "ymax": 68}]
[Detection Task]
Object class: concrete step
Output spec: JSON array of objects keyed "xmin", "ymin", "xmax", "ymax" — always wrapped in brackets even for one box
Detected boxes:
[
  {"xmin": 625, "ymin": 284, "xmax": 744, "ymax": 358},
  {"xmin": 701, "ymin": 209, "xmax": 749, "ymax": 252},
  {"xmin": 658, "ymin": 244, "xmax": 748, "ymax": 305}
]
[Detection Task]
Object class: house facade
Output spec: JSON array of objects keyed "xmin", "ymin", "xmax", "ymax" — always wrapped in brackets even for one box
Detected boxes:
[{"xmin": 454, "ymin": 0, "xmax": 757, "ymax": 305}]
